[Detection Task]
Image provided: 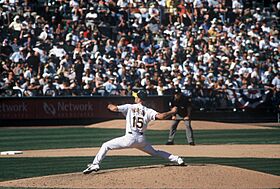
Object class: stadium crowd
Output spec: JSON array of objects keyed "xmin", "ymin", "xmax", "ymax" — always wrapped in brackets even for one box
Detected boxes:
[{"xmin": 0, "ymin": 0, "xmax": 279, "ymax": 110}]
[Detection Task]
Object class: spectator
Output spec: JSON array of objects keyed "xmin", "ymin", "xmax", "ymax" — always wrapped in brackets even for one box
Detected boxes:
[
  {"xmin": 24, "ymin": 78, "xmax": 41, "ymax": 96},
  {"xmin": 0, "ymin": 39, "xmax": 13, "ymax": 61},
  {"xmin": 0, "ymin": 0, "xmax": 278, "ymax": 111}
]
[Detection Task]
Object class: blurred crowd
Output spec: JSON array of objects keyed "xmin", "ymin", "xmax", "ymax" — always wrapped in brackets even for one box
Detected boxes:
[{"xmin": 0, "ymin": 0, "xmax": 279, "ymax": 110}]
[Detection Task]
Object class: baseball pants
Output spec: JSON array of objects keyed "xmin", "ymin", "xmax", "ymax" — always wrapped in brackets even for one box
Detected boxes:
[
  {"xmin": 92, "ymin": 133, "xmax": 180, "ymax": 165},
  {"xmin": 167, "ymin": 120, "xmax": 194, "ymax": 143}
]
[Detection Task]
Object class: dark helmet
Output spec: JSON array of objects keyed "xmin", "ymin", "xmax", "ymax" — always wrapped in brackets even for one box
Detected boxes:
[{"xmin": 133, "ymin": 90, "xmax": 148, "ymax": 101}]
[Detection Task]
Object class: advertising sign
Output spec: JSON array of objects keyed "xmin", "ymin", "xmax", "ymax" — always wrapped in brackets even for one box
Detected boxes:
[{"xmin": 0, "ymin": 97, "xmax": 167, "ymax": 120}]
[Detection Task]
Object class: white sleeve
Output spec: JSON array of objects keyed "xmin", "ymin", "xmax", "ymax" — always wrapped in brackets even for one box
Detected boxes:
[
  {"xmin": 146, "ymin": 108, "xmax": 158, "ymax": 122},
  {"xmin": 117, "ymin": 104, "xmax": 131, "ymax": 116}
]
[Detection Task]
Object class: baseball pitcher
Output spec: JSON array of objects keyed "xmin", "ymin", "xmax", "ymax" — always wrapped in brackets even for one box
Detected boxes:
[{"xmin": 83, "ymin": 90, "xmax": 184, "ymax": 174}]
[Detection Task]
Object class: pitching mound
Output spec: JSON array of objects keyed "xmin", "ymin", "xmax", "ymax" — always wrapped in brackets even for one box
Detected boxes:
[
  {"xmin": 86, "ymin": 120, "xmax": 276, "ymax": 130},
  {"xmin": 0, "ymin": 164, "xmax": 279, "ymax": 189}
]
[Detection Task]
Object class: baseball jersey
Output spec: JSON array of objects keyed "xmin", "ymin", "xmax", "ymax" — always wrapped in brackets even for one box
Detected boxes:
[{"xmin": 117, "ymin": 103, "xmax": 158, "ymax": 134}]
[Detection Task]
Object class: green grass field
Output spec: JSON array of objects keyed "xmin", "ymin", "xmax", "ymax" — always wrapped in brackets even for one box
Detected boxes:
[
  {"xmin": 0, "ymin": 127, "xmax": 279, "ymax": 183},
  {"xmin": 0, "ymin": 128, "xmax": 280, "ymax": 151}
]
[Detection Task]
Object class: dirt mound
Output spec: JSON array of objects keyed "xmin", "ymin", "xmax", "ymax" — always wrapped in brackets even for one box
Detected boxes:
[
  {"xmin": 0, "ymin": 164, "xmax": 279, "ymax": 189},
  {"xmin": 86, "ymin": 120, "xmax": 275, "ymax": 130}
]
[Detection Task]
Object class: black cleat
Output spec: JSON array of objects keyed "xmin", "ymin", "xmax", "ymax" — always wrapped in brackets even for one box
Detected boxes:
[
  {"xmin": 166, "ymin": 141, "xmax": 174, "ymax": 145},
  {"xmin": 189, "ymin": 142, "xmax": 195, "ymax": 146}
]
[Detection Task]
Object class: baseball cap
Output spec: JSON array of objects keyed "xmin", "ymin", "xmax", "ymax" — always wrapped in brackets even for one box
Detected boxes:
[
  {"xmin": 174, "ymin": 88, "xmax": 181, "ymax": 94},
  {"xmin": 132, "ymin": 90, "xmax": 147, "ymax": 101}
]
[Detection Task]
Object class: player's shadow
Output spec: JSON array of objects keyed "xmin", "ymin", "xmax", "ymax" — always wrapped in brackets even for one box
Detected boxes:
[{"xmin": 164, "ymin": 163, "xmax": 207, "ymax": 167}]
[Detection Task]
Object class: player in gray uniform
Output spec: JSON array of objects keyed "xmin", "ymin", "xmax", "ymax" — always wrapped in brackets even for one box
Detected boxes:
[{"xmin": 83, "ymin": 90, "xmax": 184, "ymax": 174}]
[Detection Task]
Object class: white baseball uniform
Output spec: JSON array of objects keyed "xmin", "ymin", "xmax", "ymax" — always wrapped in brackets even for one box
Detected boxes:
[{"xmin": 91, "ymin": 103, "xmax": 181, "ymax": 166}]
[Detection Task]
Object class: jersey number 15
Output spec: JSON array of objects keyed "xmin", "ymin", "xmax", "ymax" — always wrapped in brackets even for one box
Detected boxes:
[{"xmin": 133, "ymin": 116, "xmax": 144, "ymax": 128}]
